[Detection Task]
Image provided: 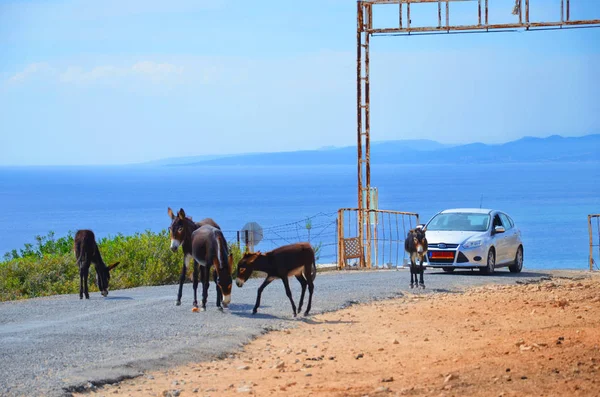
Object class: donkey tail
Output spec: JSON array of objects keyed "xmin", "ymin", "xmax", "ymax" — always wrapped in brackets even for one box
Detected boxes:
[
  {"xmin": 74, "ymin": 239, "xmax": 86, "ymax": 268},
  {"xmin": 311, "ymin": 248, "xmax": 317, "ymax": 282}
]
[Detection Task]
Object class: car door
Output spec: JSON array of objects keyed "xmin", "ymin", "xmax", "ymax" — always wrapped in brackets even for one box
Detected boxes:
[
  {"xmin": 491, "ymin": 213, "xmax": 510, "ymax": 264},
  {"xmin": 499, "ymin": 213, "xmax": 519, "ymax": 264}
]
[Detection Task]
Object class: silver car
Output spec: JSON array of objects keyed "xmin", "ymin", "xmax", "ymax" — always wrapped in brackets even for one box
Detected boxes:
[{"xmin": 423, "ymin": 208, "xmax": 523, "ymax": 273}]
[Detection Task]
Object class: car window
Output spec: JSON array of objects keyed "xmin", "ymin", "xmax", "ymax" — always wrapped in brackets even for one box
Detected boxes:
[
  {"xmin": 493, "ymin": 214, "xmax": 503, "ymax": 228},
  {"xmin": 427, "ymin": 213, "xmax": 490, "ymax": 232},
  {"xmin": 499, "ymin": 213, "xmax": 513, "ymax": 230}
]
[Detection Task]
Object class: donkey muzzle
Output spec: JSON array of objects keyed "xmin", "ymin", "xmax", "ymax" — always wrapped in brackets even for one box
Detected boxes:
[{"xmin": 222, "ymin": 294, "xmax": 231, "ymax": 308}]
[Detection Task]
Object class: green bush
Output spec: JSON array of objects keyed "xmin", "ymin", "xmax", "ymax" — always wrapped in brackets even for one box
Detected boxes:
[{"xmin": 0, "ymin": 230, "xmax": 245, "ymax": 302}]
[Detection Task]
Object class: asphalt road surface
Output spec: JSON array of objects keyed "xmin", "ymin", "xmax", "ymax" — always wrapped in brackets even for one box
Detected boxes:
[{"xmin": 0, "ymin": 268, "xmax": 558, "ymax": 396}]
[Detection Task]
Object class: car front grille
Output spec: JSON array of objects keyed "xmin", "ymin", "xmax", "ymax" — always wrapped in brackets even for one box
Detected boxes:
[{"xmin": 428, "ymin": 243, "xmax": 459, "ymax": 249}]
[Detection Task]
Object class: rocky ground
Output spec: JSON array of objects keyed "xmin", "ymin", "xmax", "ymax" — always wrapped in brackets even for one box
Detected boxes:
[{"xmin": 77, "ymin": 273, "xmax": 600, "ymax": 397}]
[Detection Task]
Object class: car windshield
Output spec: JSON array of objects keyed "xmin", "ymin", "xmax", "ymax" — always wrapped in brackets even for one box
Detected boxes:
[{"xmin": 426, "ymin": 212, "xmax": 490, "ymax": 232}]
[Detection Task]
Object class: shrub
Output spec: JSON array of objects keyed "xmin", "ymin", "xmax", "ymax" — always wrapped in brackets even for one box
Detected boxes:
[{"xmin": 0, "ymin": 230, "xmax": 244, "ymax": 302}]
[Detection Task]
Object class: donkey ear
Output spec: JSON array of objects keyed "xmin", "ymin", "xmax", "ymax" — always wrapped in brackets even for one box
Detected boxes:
[
  {"xmin": 108, "ymin": 262, "xmax": 120, "ymax": 271},
  {"xmin": 178, "ymin": 208, "xmax": 186, "ymax": 220},
  {"xmin": 168, "ymin": 207, "xmax": 175, "ymax": 220}
]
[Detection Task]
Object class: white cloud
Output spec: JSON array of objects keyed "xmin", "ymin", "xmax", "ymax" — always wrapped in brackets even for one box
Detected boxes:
[
  {"xmin": 131, "ymin": 61, "xmax": 184, "ymax": 82},
  {"xmin": 52, "ymin": 61, "xmax": 184, "ymax": 85},
  {"xmin": 7, "ymin": 63, "xmax": 52, "ymax": 84}
]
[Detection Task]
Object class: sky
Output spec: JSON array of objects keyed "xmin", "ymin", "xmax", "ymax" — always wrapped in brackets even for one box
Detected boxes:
[{"xmin": 0, "ymin": 0, "xmax": 599, "ymax": 166}]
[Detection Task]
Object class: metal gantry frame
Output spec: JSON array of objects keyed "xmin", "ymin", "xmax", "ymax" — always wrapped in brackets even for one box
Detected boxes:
[
  {"xmin": 356, "ymin": 0, "xmax": 600, "ymax": 268},
  {"xmin": 589, "ymin": 214, "xmax": 600, "ymax": 271}
]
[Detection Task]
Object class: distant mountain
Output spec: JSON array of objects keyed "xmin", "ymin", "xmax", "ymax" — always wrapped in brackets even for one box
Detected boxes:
[
  {"xmin": 181, "ymin": 139, "xmax": 454, "ymax": 166},
  {"xmin": 158, "ymin": 134, "xmax": 600, "ymax": 166}
]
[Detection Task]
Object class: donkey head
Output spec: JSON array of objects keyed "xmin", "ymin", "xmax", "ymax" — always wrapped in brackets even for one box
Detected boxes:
[
  {"xmin": 413, "ymin": 226, "xmax": 427, "ymax": 257},
  {"xmin": 235, "ymin": 251, "xmax": 262, "ymax": 288},
  {"xmin": 168, "ymin": 207, "xmax": 192, "ymax": 252},
  {"xmin": 213, "ymin": 251, "xmax": 234, "ymax": 308},
  {"xmin": 97, "ymin": 261, "xmax": 120, "ymax": 297}
]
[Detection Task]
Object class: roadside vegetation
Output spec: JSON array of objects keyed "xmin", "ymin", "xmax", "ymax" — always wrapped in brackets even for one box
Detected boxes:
[{"xmin": 0, "ymin": 231, "xmax": 243, "ymax": 302}]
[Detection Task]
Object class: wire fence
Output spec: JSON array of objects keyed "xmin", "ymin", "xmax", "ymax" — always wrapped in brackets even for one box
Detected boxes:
[
  {"xmin": 221, "ymin": 211, "xmax": 339, "ymax": 264},
  {"xmin": 338, "ymin": 208, "xmax": 420, "ymax": 269}
]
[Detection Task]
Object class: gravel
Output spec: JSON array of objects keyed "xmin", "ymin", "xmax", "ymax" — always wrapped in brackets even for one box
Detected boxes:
[{"xmin": 0, "ymin": 268, "xmax": 555, "ymax": 396}]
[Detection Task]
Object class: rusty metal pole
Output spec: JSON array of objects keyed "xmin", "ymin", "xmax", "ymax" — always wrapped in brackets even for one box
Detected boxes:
[
  {"xmin": 589, "ymin": 215, "xmax": 594, "ymax": 271},
  {"xmin": 446, "ymin": 0, "xmax": 450, "ymax": 31},
  {"xmin": 356, "ymin": 1, "xmax": 365, "ymax": 268},
  {"xmin": 337, "ymin": 209, "xmax": 344, "ymax": 269},
  {"xmin": 399, "ymin": 1, "xmax": 402, "ymax": 29},
  {"xmin": 567, "ymin": 0, "xmax": 570, "ymax": 22},
  {"xmin": 485, "ymin": 0, "xmax": 488, "ymax": 26},
  {"xmin": 478, "ymin": 0, "xmax": 481, "ymax": 26},
  {"xmin": 365, "ymin": 4, "xmax": 372, "ymax": 268}
]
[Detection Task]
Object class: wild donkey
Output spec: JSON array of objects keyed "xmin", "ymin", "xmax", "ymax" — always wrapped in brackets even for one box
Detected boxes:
[
  {"xmin": 235, "ymin": 242, "xmax": 316, "ymax": 317},
  {"xmin": 74, "ymin": 230, "xmax": 120, "ymax": 299},
  {"xmin": 168, "ymin": 207, "xmax": 232, "ymax": 310},
  {"xmin": 405, "ymin": 226, "xmax": 428, "ymax": 289}
]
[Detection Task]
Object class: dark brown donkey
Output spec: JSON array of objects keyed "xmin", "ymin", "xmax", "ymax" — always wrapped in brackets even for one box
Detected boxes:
[
  {"xmin": 404, "ymin": 226, "xmax": 428, "ymax": 289},
  {"xmin": 168, "ymin": 207, "xmax": 231, "ymax": 310},
  {"xmin": 73, "ymin": 230, "xmax": 120, "ymax": 299},
  {"xmin": 235, "ymin": 242, "xmax": 316, "ymax": 317}
]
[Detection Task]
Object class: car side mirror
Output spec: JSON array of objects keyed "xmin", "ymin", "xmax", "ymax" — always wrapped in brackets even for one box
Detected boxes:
[{"xmin": 494, "ymin": 226, "xmax": 505, "ymax": 234}]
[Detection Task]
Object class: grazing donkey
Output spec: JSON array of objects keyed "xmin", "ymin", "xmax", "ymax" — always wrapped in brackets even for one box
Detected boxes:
[
  {"xmin": 235, "ymin": 242, "xmax": 316, "ymax": 317},
  {"xmin": 73, "ymin": 230, "xmax": 120, "ymax": 299},
  {"xmin": 168, "ymin": 207, "xmax": 231, "ymax": 310},
  {"xmin": 405, "ymin": 226, "xmax": 428, "ymax": 289}
]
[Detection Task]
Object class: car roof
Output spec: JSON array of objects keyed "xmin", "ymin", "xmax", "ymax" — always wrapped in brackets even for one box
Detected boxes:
[{"xmin": 439, "ymin": 208, "xmax": 494, "ymax": 215}]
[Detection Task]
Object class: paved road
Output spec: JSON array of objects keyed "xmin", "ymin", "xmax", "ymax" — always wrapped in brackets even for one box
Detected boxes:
[{"xmin": 0, "ymin": 268, "xmax": 563, "ymax": 396}]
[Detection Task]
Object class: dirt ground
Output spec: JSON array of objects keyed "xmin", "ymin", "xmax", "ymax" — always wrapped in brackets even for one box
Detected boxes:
[{"xmin": 80, "ymin": 273, "xmax": 600, "ymax": 397}]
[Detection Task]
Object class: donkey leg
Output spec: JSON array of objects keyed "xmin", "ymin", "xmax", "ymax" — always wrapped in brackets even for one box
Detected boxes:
[
  {"xmin": 281, "ymin": 277, "xmax": 297, "ymax": 317},
  {"xmin": 200, "ymin": 266, "xmax": 209, "ymax": 311},
  {"xmin": 304, "ymin": 277, "xmax": 315, "ymax": 316},
  {"xmin": 410, "ymin": 263, "xmax": 416, "ymax": 289},
  {"xmin": 176, "ymin": 257, "xmax": 188, "ymax": 306},
  {"xmin": 253, "ymin": 277, "xmax": 273, "ymax": 314},
  {"xmin": 419, "ymin": 260, "xmax": 426, "ymax": 289},
  {"xmin": 79, "ymin": 270, "xmax": 84, "ymax": 299},
  {"xmin": 295, "ymin": 275, "xmax": 307, "ymax": 314},
  {"xmin": 192, "ymin": 261, "xmax": 199, "ymax": 308},
  {"xmin": 81, "ymin": 266, "xmax": 90, "ymax": 299},
  {"xmin": 213, "ymin": 268, "xmax": 223, "ymax": 311}
]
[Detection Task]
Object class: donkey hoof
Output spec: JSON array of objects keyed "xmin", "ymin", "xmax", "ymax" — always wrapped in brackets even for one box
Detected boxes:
[
  {"xmin": 410, "ymin": 284, "xmax": 414, "ymax": 289},
  {"xmin": 304, "ymin": 311, "xmax": 310, "ymax": 317},
  {"xmin": 420, "ymin": 284, "xmax": 426, "ymax": 289},
  {"xmin": 218, "ymin": 306, "xmax": 224, "ymax": 312},
  {"xmin": 252, "ymin": 309, "xmax": 258, "ymax": 315},
  {"xmin": 176, "ymin": 300, "xmax": 182, "ymax": 306},
  {"xmin": 200, "ymin": 307, "xmax": 206, "ymax": 312}
]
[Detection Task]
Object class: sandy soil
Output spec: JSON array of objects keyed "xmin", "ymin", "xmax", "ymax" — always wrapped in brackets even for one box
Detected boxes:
[{"xmin": 79, "ymin": 273, "xmax": 600, "ymax": 397}]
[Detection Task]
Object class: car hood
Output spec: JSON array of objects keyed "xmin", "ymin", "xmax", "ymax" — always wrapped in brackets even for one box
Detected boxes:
[{"xmin": 425, "ymin": 230, "xmax": 487, "ymax": 245}]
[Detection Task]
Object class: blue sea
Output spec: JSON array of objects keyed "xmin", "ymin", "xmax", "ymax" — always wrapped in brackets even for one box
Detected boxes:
[{"xmin": 0, "ymin": 162, "xmax": 598, "ymax": 270}]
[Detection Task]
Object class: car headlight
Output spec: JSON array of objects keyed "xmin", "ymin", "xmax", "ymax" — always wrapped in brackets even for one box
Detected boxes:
[{"xmin": 463, "ymin": 240, "xmax": 482, "ymax": 249}]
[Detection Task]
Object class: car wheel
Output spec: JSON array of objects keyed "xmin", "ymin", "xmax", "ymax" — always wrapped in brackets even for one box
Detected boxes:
[
  {"xmin": 480, "ymin": 249, "xmax": 495, "ymax": 274},
  {"xmin": 509, "ymin": 246, "xmax": 523, "ymax": 273},
  {"xmin": 442, "ymin": 267, "xmax": 455, "ymax": 273}
]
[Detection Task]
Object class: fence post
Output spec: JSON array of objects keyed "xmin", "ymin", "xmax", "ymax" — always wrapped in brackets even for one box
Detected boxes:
[{"xmin": 337, "ymin": 209, "xmax": 344, "ymax": 269}]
